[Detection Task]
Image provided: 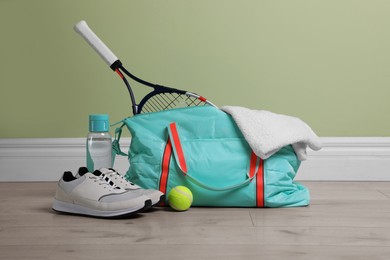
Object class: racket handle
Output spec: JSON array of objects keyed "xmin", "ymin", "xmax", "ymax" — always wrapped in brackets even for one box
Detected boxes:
[{"xmin": 74, "ymin": 20, "xmax": 119, "ymax": 69}]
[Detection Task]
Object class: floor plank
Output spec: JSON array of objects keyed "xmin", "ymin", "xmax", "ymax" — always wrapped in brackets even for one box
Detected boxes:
[
  {"xmin": 1, "ymin": 244, "xmax": 390, "ymax": 260},
  {"xmin": 1, "ymin": 181, "xmax": 390, "ymax": 259}
]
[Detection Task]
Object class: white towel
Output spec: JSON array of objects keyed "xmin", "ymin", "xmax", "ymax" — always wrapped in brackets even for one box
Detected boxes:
[{"xmin": 221, "ymin": 106, "xmax": 322, "ymax": 161}]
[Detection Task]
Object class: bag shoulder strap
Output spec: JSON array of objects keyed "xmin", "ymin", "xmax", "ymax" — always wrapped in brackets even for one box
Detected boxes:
[{"xmin": 111, "ymin": 122, "xmax": 128, "ymax": 165}]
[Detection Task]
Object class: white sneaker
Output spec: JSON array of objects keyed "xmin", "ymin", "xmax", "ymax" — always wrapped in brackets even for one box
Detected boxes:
[
  {"xmin": 52, "ymin": 170, "xmax": 151, "ymax": 218},
  {"xmin": 95, "ymin": 168, "xmax": 165, "ymax": 206}
]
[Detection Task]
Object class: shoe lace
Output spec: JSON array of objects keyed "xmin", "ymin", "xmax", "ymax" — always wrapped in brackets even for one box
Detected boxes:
[
  {"xmin": 105, "ymin": 169, "xmax": 137, "ymax": 187},
  {"xmin": 89, "ymin": 173, "xmax": 121, "ymax": 190}
]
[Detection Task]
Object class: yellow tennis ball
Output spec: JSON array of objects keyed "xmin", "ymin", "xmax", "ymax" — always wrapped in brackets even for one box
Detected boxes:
[{"xmin": 168, "ymin": 186, "xmax": 193, "ymax": 211}]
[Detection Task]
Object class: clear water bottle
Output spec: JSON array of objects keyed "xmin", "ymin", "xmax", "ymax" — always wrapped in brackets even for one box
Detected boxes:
[{"xmin": 87, "ymin": 114, "xmax": 113, "ymax": 172}]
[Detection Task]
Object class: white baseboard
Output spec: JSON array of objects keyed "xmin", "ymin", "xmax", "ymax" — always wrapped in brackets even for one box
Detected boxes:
[
  {"xmin": 1, "ymin": 137, "xmax": 390, "ymax": 182},
  {"xmin": 299, "ymin": 137, "xmax": 390, "ymax": 181}
]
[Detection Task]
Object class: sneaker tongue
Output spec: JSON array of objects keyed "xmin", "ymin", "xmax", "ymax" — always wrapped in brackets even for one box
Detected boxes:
[{"xmin": 77, "ymin": 167, "xmax": 89, "ymax": 177}]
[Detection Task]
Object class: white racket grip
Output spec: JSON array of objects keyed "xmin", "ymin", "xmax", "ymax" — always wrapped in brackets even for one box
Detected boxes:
[{"xmin": 74, "ymin": 20, "xmax": 118, "ymax": 67}]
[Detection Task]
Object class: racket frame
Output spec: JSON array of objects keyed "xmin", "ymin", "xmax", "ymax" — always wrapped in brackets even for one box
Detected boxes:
[{"xmin": 75, "ymin": 20, "xmax": 217, "ymax": 115}]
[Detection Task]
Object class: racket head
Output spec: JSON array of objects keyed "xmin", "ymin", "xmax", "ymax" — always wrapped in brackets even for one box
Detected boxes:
[{"xmin": 137, "ymin": 87, "xmax": 217, "ymax": 114}]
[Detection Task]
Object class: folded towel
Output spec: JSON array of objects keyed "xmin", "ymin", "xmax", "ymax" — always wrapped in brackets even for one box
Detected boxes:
[{"xmin": 221, "ymin": 106, "xmax": 322, "ymax": 160}]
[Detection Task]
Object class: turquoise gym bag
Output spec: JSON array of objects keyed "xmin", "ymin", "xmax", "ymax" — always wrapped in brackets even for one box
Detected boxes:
[{"xmin": 113, "ymin": 106, "xmax": 309, "ymax": 207}]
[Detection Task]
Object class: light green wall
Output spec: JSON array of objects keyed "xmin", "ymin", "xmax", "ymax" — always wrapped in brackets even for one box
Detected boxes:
[{"xmin": 1, "ymin": 0, "xmax": 389, "ymax": 138}]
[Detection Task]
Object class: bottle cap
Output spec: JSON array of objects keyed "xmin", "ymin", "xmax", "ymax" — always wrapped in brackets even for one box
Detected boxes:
[{"xmin": 89, "ymin": 114, "xmax": 109, "ymax": 132}]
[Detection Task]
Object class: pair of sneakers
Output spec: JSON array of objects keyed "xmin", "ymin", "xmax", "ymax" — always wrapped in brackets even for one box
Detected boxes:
[{"xmin": 52, "ymin": 167, "xmax": 164, "ymax": 218}]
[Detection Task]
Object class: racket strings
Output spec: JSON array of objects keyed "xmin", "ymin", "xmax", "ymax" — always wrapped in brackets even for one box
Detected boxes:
[{"xmin": 141, "ymin": 93, "xmax": 206, "ymax": 113}]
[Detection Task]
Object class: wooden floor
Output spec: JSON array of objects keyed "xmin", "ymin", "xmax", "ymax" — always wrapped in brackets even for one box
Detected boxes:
[{"xmin": 1, "ymin": 182, "xmax": 390, "ymax": 260}]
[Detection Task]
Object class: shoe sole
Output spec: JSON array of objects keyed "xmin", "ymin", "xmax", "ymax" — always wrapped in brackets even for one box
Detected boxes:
[
  {"xmin": 154, "ymin": 194, "xmax": 165, "ymax": 206},
  {"xmin": 125, "ymin": 191, "xmax": 165, "ymax": 207},
  {"xmin": 52, "ymin": 199, "xmax": 152, "ymax": 218}
]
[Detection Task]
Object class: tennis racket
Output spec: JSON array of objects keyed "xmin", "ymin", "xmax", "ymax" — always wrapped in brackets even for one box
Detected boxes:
[{"xmin": 74, "ymin": 20, "xmax": 217, "ymax": 115}]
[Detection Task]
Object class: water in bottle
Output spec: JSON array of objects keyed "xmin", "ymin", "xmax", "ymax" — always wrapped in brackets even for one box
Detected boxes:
[{"xmin": 87, "ymin": 114, "xmax": 113, "ymax": 172}]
